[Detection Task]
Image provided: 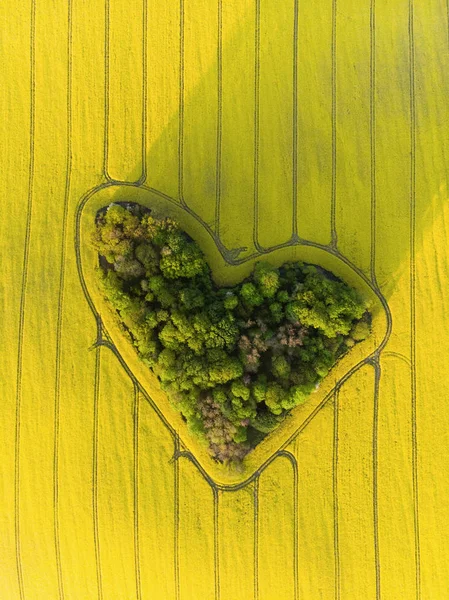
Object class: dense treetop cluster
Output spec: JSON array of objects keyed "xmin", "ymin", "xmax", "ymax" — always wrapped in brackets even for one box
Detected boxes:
[{"xmin": 92, "ymin": 203, "xmax": 370, "ymax": 462}]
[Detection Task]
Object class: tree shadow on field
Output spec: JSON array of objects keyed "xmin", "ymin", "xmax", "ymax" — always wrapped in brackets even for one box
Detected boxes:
[
  {"xmin": 99, "ymin": 0, "xmax": 449, "ymax": 447},
  {"xmin": 106, "ymin": 0, "xmax": 449, "ymax": 301},
  {"xmin": 110, "ymin": 0, "xmax": 335, "ymax": 262}
]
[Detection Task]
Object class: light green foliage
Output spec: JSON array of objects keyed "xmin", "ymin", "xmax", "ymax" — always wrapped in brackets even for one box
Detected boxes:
[
  {"xmin": 224, "ymin": 293, "xmax": 239, "ymax": 310},
  {"xmin": 254, "ymin": 261, "xmax": 280, "ymax": 298},
  {"xmin": 93, "ymin": 203, "xmax": 369, "ymax": 461},
  {"xmin": 230, "ymin": 393, "xmax": 257, "ymax": 421},
  {"xmin": 208, "ymin": 353, "xmax": 243, "ymax": 385},
  {"xmin": 231, "ymin": 379, "xmax": 250, "ymax": 401},
  {"xmin": 91, "ymin": 204, "xmax": 140, "ymax": 262},
  {"xmin": 350, "ymin": 319, "xmax": 371, "ymax": 341},
  {"xmin": 240, "ymin": 282, "xmax": 264, "ymax": 307},
  {"xmin": 285, "ymin": 386, "xmax": 309, "ymax": 409},
  {"xmin": 159, "ymin": 242, "xmax": 207, "ymax": 279},
  {"xmin": 252, "ymin": 376, "xmax": 268, "ymax": 403},
  {"xmin": 264, "ymin": 383, "xmax": 286, "ymax": 415}
]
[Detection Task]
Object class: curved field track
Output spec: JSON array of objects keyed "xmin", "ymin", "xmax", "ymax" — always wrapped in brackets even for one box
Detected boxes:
[{"xmin": 1, "ymin": 0, "xmax": 449, "ymax": 598}]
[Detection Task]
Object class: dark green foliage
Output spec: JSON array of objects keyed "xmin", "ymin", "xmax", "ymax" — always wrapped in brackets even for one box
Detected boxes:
[
  {"xmin": 93, "ymin": 203, "xmax": 370, "ymax": 463},
  {"xmin": 250, "ymin": 408, "xmax": 285, "ymax": 434}
]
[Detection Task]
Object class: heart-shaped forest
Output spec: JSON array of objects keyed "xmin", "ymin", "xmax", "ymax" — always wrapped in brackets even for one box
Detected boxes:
[{"xmin": 91, "ymin": 202, "xmax": 371, "ymax": 464}]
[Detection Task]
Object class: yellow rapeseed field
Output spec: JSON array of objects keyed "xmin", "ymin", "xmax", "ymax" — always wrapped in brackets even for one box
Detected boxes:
[{"xmin": 1, "ymin": 0, "xmax": 449, "ymax": 598}]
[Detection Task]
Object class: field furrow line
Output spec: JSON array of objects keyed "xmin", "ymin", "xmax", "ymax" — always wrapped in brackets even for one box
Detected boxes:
[
  {"xmin": 14, "ymin": 2, "xmax": 36, "ymax": 597},
  {"xmin": 93, "ymin": 345, "xmax": 103, "ymax": 600},
  {"xmin": 141, "ymin": 0, "xmax": 148, "ymax": 184},
  {"xmin": 370, "ymin": 0, "xmax": 377, "ymax": 286},
  {"xmin": 292, "ymin": 0, "xmax": 299, "ymax": 239},
  {"xmin": 370, "ymin": 2, "xmax": 381, "ymax": 597},
  {"xmin": 215, "ymin": 0, "xmax": 223, "ymax": 237},
  {"xmin": 408, "ymin": 1, "xmax": 421, "ymax": 597},
  {"xmin": 253, "ymin": 477, "xmax": 259, "ymax": 600},
  {"xmin": 331, "ymin": 0, "xmax": 337, "ymax": 248},
  {"xmin": 133, "ymin": 383, "xmax": 142, "ymax": 600},
  {"xmin": 52, "ymin": 2, "xmax": 73, "ymax": 598},
  {"xmin": 333, "ymin": 388, "xmax": 340, "ymax": 600},
  {"xmin": 372, "ymin": 359, "xmax": 381, "ymax": 600},
  {"xmin": 178, "ymin": 0, "xmax": 185, "ymax": 204},
  {"xmin": 252, "ymin": 0, "xmax": 261, "ymax": 253},
  {"xmin": 213, "ymin": 489, "xmax": 220, "ymax": 600},
  {"xmin": 278, "ymin": 451, "xmax": 299, "ymax": 600},
  {"xmin": 174, "ymin": 432, "xmax": 181, "ymax": 600},
  {"xmin": 103, "ymin": 0, "xmax": 110, "ymax": 182}
]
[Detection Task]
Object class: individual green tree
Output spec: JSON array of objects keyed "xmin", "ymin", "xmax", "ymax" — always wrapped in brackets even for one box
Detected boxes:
[
  {"xmin": 264, "ymin": 382, "xmax": 286, "ymax": 415},
  {"xmin": 208, "ymin": 354, "xmax": 244, "ymax": 385},
  {"xmin": 91, "ymin": 204, "xmax": 140, "ymax": 262},
  {"xmin": 254, "ymin": 261, "xmax": 280, "ymax": 298},
  {"xmin": 282, "ymin": 385, "xmax": 309, "ymax": 410},
  {"xmin": 350, "ymin": 319, "xmax": 370, "ymax": 341},
  {"xmin": 252, "ymin": 375, "xmax": 268, "ymax": 404},
  {"xmin": 223, "ymin": 293, "xmax": 239, "ymax": 310},
  {"xmin": 239, "ymin": 282, "xmax": 264, "ymax": 307},
  {"xmin": 231, "ymin": 379, "xmax": 250, "ymax": 402},
  {"xmin": 271, "ymin": 355, "xmax": 291, "ymax": 381},
  {"xmin": 159, "ymin": 238, "xmax": 207, "ymax": 279}
]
